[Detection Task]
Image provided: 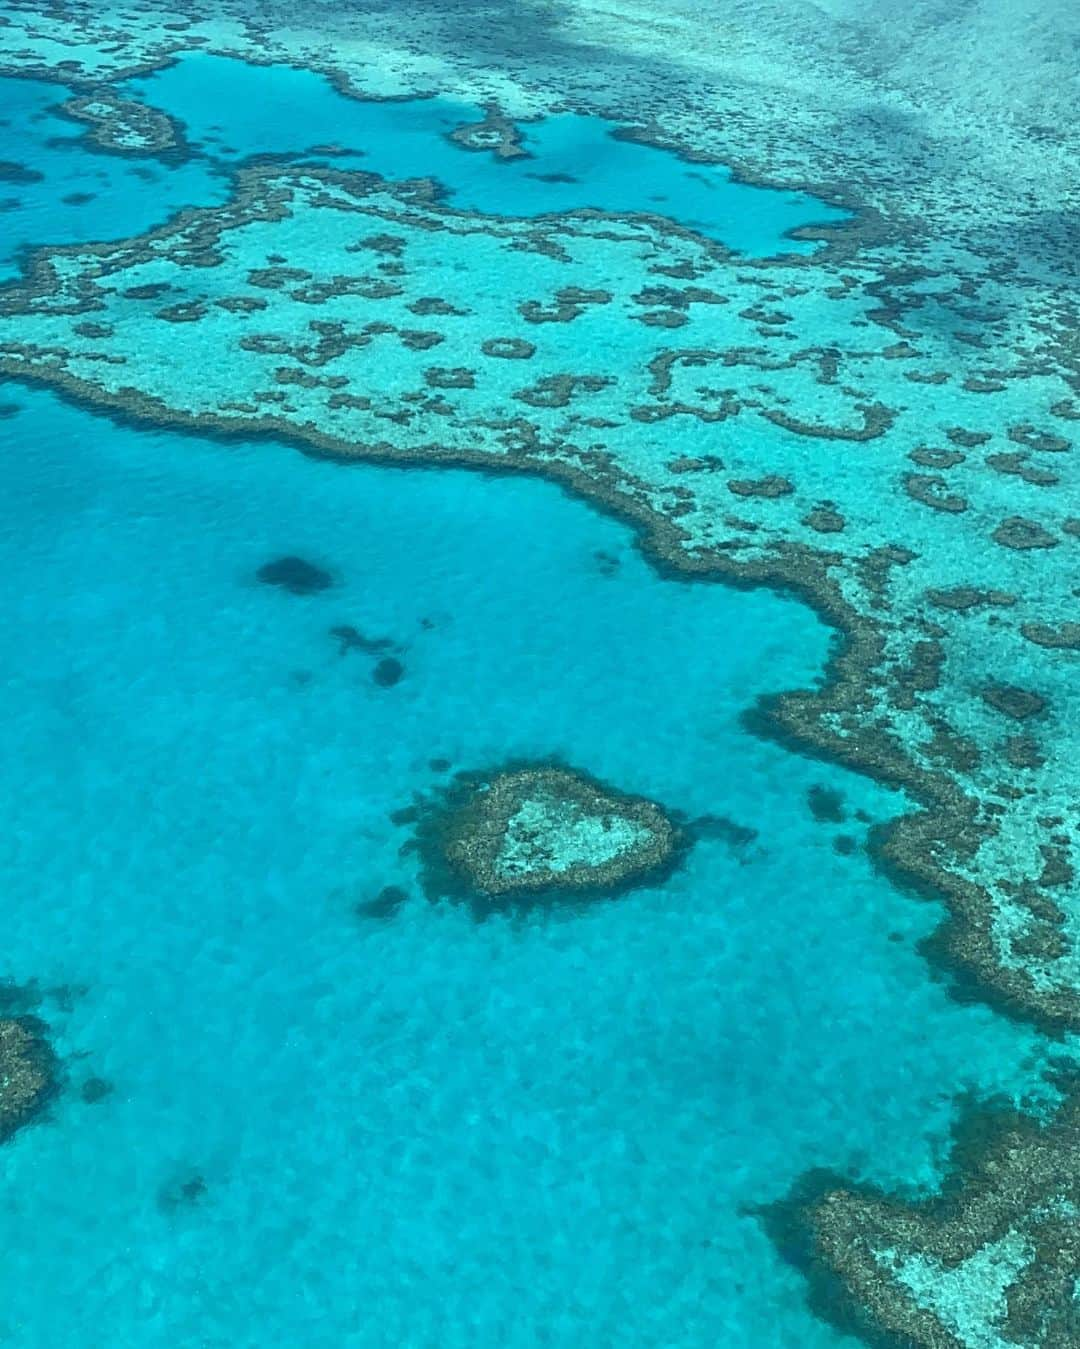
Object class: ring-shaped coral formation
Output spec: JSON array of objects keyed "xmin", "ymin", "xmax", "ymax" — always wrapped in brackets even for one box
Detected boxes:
[{"xmin": 411, "ymin": 764, "xmax": 684, "ymax": 912}]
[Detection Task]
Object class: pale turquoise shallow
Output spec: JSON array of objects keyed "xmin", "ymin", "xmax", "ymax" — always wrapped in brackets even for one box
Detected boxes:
[{"xmin": 0, "ymin": 51, "xmax": 1049, "ymax": 1349}]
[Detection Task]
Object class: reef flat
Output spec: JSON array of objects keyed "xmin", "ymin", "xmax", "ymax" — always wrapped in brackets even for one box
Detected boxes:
[
  {"xmin": 413, "ymin": 764, "xmax": 681, "ymax": 905},
  {"xmin": 770, "ymin": 1085, "xmax": 1080, "ymax": 1349},
  {"xmin": 0, "ymin": 158, "xmax": 1075, "ymax": 1032}
]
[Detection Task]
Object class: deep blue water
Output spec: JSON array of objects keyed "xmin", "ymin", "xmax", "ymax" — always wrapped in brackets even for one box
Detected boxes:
[{"xmin": 0, "ymin": 50, "xmax": 1048, "ymax": 1349}]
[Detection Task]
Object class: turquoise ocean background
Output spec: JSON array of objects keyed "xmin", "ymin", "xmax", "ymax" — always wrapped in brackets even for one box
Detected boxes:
[{"xmin": 0, "ymin": 52, "xmax": 1051, "ymax": 1347}]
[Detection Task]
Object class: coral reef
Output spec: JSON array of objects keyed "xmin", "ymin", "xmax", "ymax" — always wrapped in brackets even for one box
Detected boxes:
[
  {"xmin": 767, "ymin": 1087, "xmax": 1080, "ymax": 1349},
  {"xmin": 0, "ymin": 4, "xmax": 1077, "ymax": 1339},
  {"xmin": 0, "ymin": 1016, "xmax": 57, "ymax": 1143},
  {"xmin": 256, "ymin": 556, "xmax": 333, "ymax": 594},
  {"xmin": 0, "ymin": 161, "xmax": 1074, "ymax": 1028},
  {"xmin": 57, "ymin": 88, "xmax": 185, "ymax": 158},
  {"xmin": 412, "ymin": 764, "xmax": 682, "ymax": 907},
  {"xmin": 447, "ymin": 104, "xmax": 529, "ymax": 161}
]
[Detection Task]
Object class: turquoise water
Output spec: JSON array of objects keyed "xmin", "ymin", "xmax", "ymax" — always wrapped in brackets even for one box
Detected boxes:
[
  {"xmin": 0, "ymin": 52, "xmax": 844, "ymax": 280},
  {"xmin": 0, "ymin": 387, "xmax": 1049, "ymax": 1347},
  {"xmin": 0, "ymin": 49, "xmax": 1048, "ymax": 1349},
  {"xmin": 0, "ymin": 55, "xmax": 844, "ymax": 282},
  {"xmin": 116, "ymin": 52, "xmax": 847, "ymax": 255}
]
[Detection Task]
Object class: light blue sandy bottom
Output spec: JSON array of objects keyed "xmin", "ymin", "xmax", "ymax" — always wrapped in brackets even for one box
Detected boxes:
[{"xmin": 0, "ymin": 388, "xmax": 1049, "ymax": 1347}]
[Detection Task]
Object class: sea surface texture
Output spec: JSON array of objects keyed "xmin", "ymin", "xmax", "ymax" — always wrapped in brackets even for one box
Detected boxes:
[{"xmin": 0, "ymin": 3, "xmax": 1077, "ymax": 1347}]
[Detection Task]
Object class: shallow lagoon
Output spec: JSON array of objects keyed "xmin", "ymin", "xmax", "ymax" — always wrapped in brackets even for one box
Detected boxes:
[{"xmin": 0, "ymin": 387, "xmax": 1050, "ymax": 1347}]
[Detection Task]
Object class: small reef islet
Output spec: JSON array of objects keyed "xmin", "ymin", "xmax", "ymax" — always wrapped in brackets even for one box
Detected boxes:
[
  {"xmin": 57, "ymin": 87, "xmax": 185, "ymax": 159},
  {"xmin": 411, "ymin": 763, "xmax": 683, "ymax": 910},
  {"xmin": 0, "ymin": 1015, "xmax": 57, "ymax": 1144}
]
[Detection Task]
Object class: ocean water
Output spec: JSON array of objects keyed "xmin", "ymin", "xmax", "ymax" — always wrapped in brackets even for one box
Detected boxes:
[
  {"xmin": 0, "ymin": 47, "xmax": 1052, "ymax": 1349},
  {"xmin": 0, "ymin": 387, "xmax": 1051, "ymax": 1348}
]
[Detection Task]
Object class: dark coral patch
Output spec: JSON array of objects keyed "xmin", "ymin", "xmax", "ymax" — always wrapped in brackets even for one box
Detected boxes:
[
  {"xmin": 80, "ymin": 1076, "xmax": 114, "ymax": 1104},
  {"xmin": 372, "ymin": 656, "xmax": 405, "ymax": 687},
  {"xmin": 807, "ymin": 785, "xmax": 846, "ymax": 823},
  {"xmin": 256, "ymin": 556, "xmax": 334, "ymax": 594},
  {"xmin": 355, "ymin": 884, "xmax": 409, "ymax": 920},
  {"xmin": 908, "ymin": 447, "xmax": 965, "ymax": 469},
  {"xmin": 525, "ymin": 171, "xmax": 578, "ymax": 184},
  {"xmin": 991, "ymin": 517, "xmax": 1058, "ymax": 551},
  {"xmin": 158, "ymin": 1171, "xmax": 209, "ymax": 1212},
  {"xmin": 636, "ymin": 308, "xmax": 689, "ymax": 328},
  {"xmin": 691, "ymin": 813, "xmax": 759, "ymax": 857},
  {"xmin": 0, "ymin": 1016, "xmax": 58, "ymax": 1143},
  {"xmin": 1007, "ymin": 423, "xmax": 1071, "ymax": 453},
  {"xmin": 424, "ymin": 366, "xmax": 475, "ymax": 389},
  {"xmin": 1020, "ymin": 622, "xmax": 1080, "ymax": 650},
  {"xmin": 447, "ymin": 104, "xmax": 529, "ymax": 161},
  {"xmin": 925, "ymin": 587, "xmax": 1015, "ymax": 612},
  {"xmin": 945, "ymin": 426, "xmax": 990, "ymax": 448},
  {"xmin": 329, "ymin": 625, "xmax": 396, "ymax": 656},
  {"xmin": 0, "ymin": 160, "xmax": 44, "ymax": 184},
  {"xmin": 986, "ymin": 452, "xmax": 1059, "ymax": 486},
  {"xmin": 409, "ymin": 296, "xmax": 468, "ymax": 317},
  {"xmin": 980, "ymin": 684, "xmax": 1046, "ymax": 721},
  {"xmin": 728, "ymin": 475, "xmax": 794, "ymax": 499},
  {"xmin": 803, "ymin": 506, "xmax": 845, "ymax": 533},
  {"xmin": 1002, "ymin": 734, "xmax": 1045, "ymax": 769},
  {"xmin": 903, "ymin": 473, "xmax": 967, "ymax": 513},
  {"xmin": 481, "ymin": 337, "xmax": 536, "ymax": 360}
]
